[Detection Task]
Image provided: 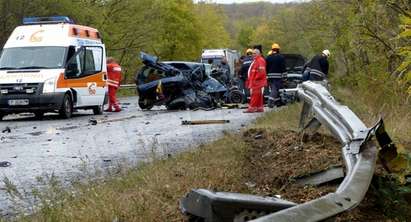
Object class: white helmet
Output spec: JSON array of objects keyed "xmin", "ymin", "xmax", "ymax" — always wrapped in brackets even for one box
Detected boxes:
[{"xmin": 322, "ymin": 49, "xmax": 330, "ymax": 57}]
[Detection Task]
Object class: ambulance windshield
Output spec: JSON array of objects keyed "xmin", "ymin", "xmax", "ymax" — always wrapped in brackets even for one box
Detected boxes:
[{"xmin": 0, "ymin": 46, "xmax": 66, "ymax": 70}]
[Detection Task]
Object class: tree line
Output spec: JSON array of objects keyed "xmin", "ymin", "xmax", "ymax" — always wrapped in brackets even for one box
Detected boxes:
[{"xmin": 223, "ymin": 0, "xmax": 410, "ymax": 99}]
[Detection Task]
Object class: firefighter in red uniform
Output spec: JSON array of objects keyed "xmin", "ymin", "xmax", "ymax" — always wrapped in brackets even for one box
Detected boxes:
[
  {"xmin": 244, "ymin": 48, "xmax": 267, "ymax": 113},
  {"xmin": 106, "ymin": 57, "xmax": 122, "ymax": 112}
]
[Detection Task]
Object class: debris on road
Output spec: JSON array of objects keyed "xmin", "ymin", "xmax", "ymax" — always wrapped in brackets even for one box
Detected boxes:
[
  {"xmin": 28, "ymin": 131, "xmax": 43, "ymax": 136},
  {"xmin": 181, "ymin": 120, "xmax": 230, "ymax": 125},
  {"xmin": 89, "ymin": 119, "xmax": 98, "ymax": 125},
  {"xmin": 0, "ymin": 161, "xmax": 11, "ymax": 167},
  {"xmin": 2, "ymin": 127, "xmax": 11, "ymax": 133},
  {"xmin": 222, "ymin": 103, "xmax": 248, "ymax": 109}
]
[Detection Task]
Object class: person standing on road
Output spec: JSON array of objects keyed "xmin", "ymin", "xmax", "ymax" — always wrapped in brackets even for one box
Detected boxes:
[
  {"xmin": 238, "ymin": 48, "xmax": 253, "ymax": 101},
  {"xmin": 303, "ymin": 49, "xmax": 330, "ymax": 81},
  {"xmin": 244, "ymin": 48, "xmax": 267, "ymax": 113},
  {"xmin": 106, "ymin": 57, "xmax": 122, "ymax": 112},
  {"xmin": 220, "ymin": 57, "xmax": 231, "ymax": 85},
  {"xmin": 265, "ymin": 43, "xmax": 286, "ymax": 108}
]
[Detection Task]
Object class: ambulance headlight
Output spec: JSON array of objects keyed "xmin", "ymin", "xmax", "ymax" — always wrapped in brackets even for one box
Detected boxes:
[{"xmin": 43, "ymin": 78, "xmax": 56, "ymax": 93}]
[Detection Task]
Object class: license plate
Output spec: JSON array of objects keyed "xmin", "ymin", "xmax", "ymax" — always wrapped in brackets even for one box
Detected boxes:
[{"xmin": 8, "ymin": 99, "xmax": 29, "ymax": 106}]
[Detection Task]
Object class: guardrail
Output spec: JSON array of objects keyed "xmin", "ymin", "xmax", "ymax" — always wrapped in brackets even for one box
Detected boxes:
[
  {"xmin": 180, "ymin": 81, "xmax": 379, "ymax": 222},
  {"xmin": 252, "ymin": 81, "xmax": 378, "ymax": 221},
  {"xmin": 119, "ymin": 84, "xmax": 136, "ymax": 89}
]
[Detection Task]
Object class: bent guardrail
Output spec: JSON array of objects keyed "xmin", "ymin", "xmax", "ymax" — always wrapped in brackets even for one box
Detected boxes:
[
  {"xmin": 180, "ymin": 81, "xmax": 380, "ymax": 222},
  {"xmin": 252, "ymin": 81, "xmax": 378, "ymax": 221}
]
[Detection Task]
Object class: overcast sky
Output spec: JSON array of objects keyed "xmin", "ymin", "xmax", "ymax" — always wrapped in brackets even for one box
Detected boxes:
[{"xmin": 196, "ymin": 0, "xmax": 305, "ymax": 4}]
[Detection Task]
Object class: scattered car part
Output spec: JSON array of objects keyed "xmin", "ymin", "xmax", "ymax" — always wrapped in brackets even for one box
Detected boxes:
[
  {"xmin": 2, "ymin": 126, "xmax": 11, "ymax": 133},
  {"xmin": 0, "ymin": 161, "xmax": 11, "ymax": 167},
  {"xmin": 181, "ymin": 120, "xmax": 230, "ymax": 125},
  {"xmin": 180, "ymin": 189, "xmax": 296, "ymax": 222},
  {"xmin": 221, "ymin": 103, "xmax": 248, "ymax": 109}
]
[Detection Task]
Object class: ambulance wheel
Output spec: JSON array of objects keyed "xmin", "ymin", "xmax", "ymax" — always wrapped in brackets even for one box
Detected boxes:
[
  {"xmin": 34, "ymin": 112, "xmax": 44, "ymax": 119},
  {"xmin": 92, "ymin": 104, "xmax": 103, "ymax": 115},
  {"xmin": 59, "ymin": 94, "xmax": 73, "ymax": 119},
  {"xmin": 138, "ymin": 98, "xmax": 154, "ymax": 110}
]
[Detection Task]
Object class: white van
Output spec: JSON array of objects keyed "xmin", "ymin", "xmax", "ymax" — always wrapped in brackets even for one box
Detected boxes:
[
  {"xmin": 200, "ymin": 49, "xmax": 240, "ymax": 77},
  {"xmin": 0, "ymin": 16, "xmax": 107, "ymax": 120}
]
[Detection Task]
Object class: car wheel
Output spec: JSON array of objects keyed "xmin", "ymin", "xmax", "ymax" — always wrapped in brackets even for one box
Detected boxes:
[
  {"xmin": 34, "ymin": 112, "xmax": 44, "ymax": 119},
  {"xmin": 138, "ymin": 98, "xmax": 154, "ymax": 110},
  {"xmin": 93, "ymin": 104, "xmax": 104, "ymax": 115},
  {"xmin": 59, "ymin": 94, "xmax": 73, "ymax": 119},
  {"xmin": 227, "ymin": 89, "xmax": 244, "ymax": 104}
]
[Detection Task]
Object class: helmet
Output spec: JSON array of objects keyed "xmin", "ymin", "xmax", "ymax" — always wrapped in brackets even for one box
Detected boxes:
[
  {"xmin": 271, "ymin": 43, "xmax": 280, "ymax": 49},
  {"xmin": 322, "ymin": 49, "xmax": 330, "ymax": 57},
  {"xmin": 246, "ymin": 48, "xmax": 253, "ymax": 54}
]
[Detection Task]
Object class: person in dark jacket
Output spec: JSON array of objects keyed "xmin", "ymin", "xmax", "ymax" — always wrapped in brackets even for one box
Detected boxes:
[
  {"xmin": 303, "ymin": 49, "xmax": 330, "ymax": 81},
  {"xmin": 238, "ymin": 49, "xmax": 253, "ymax": 100},
  {"xmin": 220, "ymin": 57, "xmax": 231, "ymax": 85},
  {"xmin": 265, "ymin": 43, "xmax": 286, "ymax": 107}
]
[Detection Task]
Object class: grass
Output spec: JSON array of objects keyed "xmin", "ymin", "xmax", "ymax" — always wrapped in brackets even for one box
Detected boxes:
[
  {"xmin": 117, "ymin": 87, "xmax": 138, "ymax": 97},
  {"xmin": 13, "ymin": 134, "xmax": 251, "ymax": 222},
  {"xmin": 4, "ymin": 86, "xmax": 410, "ymax": 221},
  {"xmin": 334, "ymin": 86, "xmax": 410, "ymax": 145}
]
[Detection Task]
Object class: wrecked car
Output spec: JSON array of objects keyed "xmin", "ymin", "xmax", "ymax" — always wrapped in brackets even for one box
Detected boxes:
[{"xmin": 135, "ymin": 52, "xmax": 244, "ymax": 110}]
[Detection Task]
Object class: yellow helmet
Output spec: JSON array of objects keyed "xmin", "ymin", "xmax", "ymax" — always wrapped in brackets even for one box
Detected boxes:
[
  {"xmin": 246, "ymin": 48, "xmax": 253, "ymax": 54},
  {"xmin": 271, "ymin": 43, "xmax": 280, "ymax": 49}
]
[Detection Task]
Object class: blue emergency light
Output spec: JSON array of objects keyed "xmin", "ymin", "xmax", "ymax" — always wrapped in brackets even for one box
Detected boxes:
[{"xmin": 22, "ymin": 16, "xmax": 75, "ymax": 25}]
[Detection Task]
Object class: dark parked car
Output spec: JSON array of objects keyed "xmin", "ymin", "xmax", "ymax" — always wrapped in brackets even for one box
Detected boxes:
[{"xmin": 282, "ymin": 54, "xmax": 306, "ymax": 88}]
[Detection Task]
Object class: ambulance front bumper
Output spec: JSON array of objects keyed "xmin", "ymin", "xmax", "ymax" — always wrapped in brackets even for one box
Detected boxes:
[{"xmin": 0, "ymin": 92, "xmax": 65, "ymax": 113}]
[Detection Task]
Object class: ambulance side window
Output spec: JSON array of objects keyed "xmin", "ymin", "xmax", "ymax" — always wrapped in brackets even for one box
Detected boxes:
[
  {"xmin": 82, "ymin": 47, "xmax": 102, "ymax": 76},
  {"xmin": 65, "ymin": 46, "xmax": 102, "ymax": 79}
]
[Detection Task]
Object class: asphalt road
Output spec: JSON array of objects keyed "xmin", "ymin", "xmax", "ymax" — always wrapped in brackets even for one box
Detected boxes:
[{"xmin": 0, "ymin": 96, "xmax": 263, "ymax": 216}]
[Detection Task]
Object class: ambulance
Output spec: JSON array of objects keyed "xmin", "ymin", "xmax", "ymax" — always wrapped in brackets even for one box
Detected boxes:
[{"xmin": 0, "ymin": 16, "xmax": 107, "ymax": 120}]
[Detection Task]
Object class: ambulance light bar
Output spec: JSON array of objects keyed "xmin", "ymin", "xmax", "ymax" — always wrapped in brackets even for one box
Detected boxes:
[{"xmin": 23, "ymin": 16, "xmax": 75, "ymax": 25}]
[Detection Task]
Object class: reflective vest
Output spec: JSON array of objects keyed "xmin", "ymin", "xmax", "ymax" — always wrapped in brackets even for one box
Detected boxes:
[{"xmin": 107, "ymin": 62, "xmax": 122, "ymax": 88}]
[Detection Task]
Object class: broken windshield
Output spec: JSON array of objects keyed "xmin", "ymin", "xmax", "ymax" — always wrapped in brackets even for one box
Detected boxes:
[{"xmin": 0, "ymin": 46, "xmax": 67, "ymax": 70}]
